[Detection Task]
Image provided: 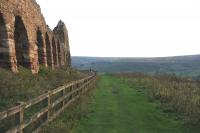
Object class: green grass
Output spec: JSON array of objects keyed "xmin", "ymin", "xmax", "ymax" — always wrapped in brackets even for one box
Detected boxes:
[
  {"xmin": 0, "ymin": 67, "xmax": 88, "ymax": 111},
  {"xmin": 41, "ymin": 74, "xmax": 200, "ymax": 133},
  {"xmin": 41, "ymin": 81, "xmax": 97, "ymax": 133},
  {"xmin": 0, "ymin": 67, "xmax": 89, "ymax": 132},
  {"xmin": 73, "ymin": 75, "xmax": 200, "ymax": 133}
]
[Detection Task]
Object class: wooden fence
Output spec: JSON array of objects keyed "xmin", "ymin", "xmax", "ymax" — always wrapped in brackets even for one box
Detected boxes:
[{"xmin": 0, "ymin": 71, "xmax": 96, "ymax": 133}]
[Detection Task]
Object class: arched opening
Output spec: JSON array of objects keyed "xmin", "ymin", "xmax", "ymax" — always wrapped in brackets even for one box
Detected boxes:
[
  {"xmin": 57, "ymin": 40, "xmax": 61, "ymax": 66},
  {"xmin": 0, "ymin": 13, "xmax": 9, "ymax": 68},
  {"xmin": 14, "ymin": 16, "xmax": 30, "ymax": 68},
  {"xmin": 37, "ymin": 29, "xmax": 44, "ymax": 64},
  {"xmin": 66, "ymin": 52, "xmax": 71, "ymax": 67},
  {"xmin": 52, "ymin": 38, "xmax": 57, "ymax": 66},
  {"xmin": 45, "ymin": 33, "xmax": 51, "ymax": 67}
]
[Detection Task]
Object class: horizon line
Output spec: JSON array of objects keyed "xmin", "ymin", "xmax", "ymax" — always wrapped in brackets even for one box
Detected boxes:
[{"xmin": 71, "ymin": 54, "xmax": 200, "ymax": 58}]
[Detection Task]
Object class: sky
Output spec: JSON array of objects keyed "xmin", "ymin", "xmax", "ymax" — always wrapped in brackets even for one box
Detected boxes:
[{"xmin": 36, "ymin": 0, "xmax": 200, "ymax": 57}]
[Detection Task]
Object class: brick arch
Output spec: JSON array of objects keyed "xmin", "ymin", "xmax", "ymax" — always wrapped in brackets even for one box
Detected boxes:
[
  {"xmin": 0, "ymin": 12, "xmax": 9, "ymax": 68},
  {"xmin": 45, "ymin": 32, "xmax": 52, "ymax": 68},
  {"xmin": 57, "ymin": 40, "xmax": 61, "ymax": 66},
  {"xmin": 36, "ymin": 28, "xmax": 44, "ymax": 65},
  {"xmin": 14, "ymin": 16, "xmax": 30, "ymax": 68},
  {"xmin": 52, "ymin": 37, "xmax": 57, "ymax": 67},
  {"xmin": 0, "ymin": 0, "xmax": 71, "ymax": 73},
  {"xmin": 53, "ymin": 20, "xmax": 71, "ymax": 68}
]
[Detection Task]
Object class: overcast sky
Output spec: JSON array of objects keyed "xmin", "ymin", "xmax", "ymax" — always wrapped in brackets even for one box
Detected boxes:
[{"xmin": 36, "ymin": 0, "xmax": 200, "ymax": 57}]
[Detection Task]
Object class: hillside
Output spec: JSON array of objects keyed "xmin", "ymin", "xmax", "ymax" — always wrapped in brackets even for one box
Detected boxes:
[{"xmin": 72, "ymin": 55, "xmax": 200, "ymax": 77}]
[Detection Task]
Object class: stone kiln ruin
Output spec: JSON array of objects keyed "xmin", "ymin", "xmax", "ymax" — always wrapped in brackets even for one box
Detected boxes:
[{"xmin": 0, "ymin": 0, "xmax": 71, "ymax": 73}]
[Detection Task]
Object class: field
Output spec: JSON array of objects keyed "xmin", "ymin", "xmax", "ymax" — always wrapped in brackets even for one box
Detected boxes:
[
  {"xmin": 43, "ymin": 75, "xmax": 200, "ymax": 133},
  {"xmin": 2, "ymin": 57, "xmax": 200, "ymax": 133},
  {"xmin": 72, "ymin": 55, "xmax": 200, "ymax": 77}
]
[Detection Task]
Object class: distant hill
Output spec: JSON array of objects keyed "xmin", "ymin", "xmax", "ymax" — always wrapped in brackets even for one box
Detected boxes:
[{"xmin": 71, "ymin": 55, "xmax": 200, "ymax": 77}]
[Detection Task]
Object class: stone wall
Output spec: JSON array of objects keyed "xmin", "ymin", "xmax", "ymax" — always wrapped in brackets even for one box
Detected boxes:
[
  {"xmin": 0, "ymin": 0, "xmax": 71, "ymax": 73},
  {"xmin": 54, "ymin": 20, "xmax": 71, "ymax": 68}
]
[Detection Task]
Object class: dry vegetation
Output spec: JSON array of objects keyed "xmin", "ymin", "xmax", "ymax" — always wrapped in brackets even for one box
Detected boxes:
[
  {"xmin": 113, "ymin": 73, "xmax": 200, "ymax": 125},
  {"xmin": 41, "ymin": 89, "xmax": 94, "ymax": 133},
  {"xmin": 41, "ymin": 77, "xmax": 98, "ymax": 133},
  {"xmin": 0, "ymin": 67, "xmax": 88, "ymax": 111}
]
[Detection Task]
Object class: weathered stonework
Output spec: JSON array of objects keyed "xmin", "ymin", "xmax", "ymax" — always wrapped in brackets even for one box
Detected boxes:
[
  {"xmin": 54, "ymin": 20, "xmax": 71, "ymax": 68},
  {"xmin": 0, "ymin": 0, "xmax": 71, "ymax": 73}
]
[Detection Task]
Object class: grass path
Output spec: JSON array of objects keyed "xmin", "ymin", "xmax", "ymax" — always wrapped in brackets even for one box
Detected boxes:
[{"xmin": 74, "ymin": 75, "xmax": 199, "ymax": 133}]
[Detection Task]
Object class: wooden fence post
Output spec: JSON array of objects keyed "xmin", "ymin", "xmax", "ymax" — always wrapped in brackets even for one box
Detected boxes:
[
  {"xmin": 80, "ymin": 82, "xmax": 83, "ymax": 94},
  {"xmin": 46, "ymin": 91, "xmax": 51, "ymax": 121},
  {"xmin": 77, "ymin": 83, "xmax": 80, "ymax": 96},
  {"xmin": 16, "ymin": 101, "xmax": 25, "ymax": 133},
  {"xmin": 70, "ymin": 86, "xmax": 73, "ymax": 100},
  {"xmin": 62, "ymin": 88, "xmax": 65, "ymax": 112},
  {"xmin": 72, "ymin": 83, "xmax": 76, "ymax": 98},
  {"xmin": 84, "ymin": 81, "xmax": 87, "ymax": 93},
  {"xmin": 0, "ymin": 74, "xmax": 96, "ymax": 133}
]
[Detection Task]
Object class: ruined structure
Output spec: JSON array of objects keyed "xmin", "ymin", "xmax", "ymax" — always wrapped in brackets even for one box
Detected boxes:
[{"xmin": 0, "ymin": 0, "xmax": 71, "ymax": 73}]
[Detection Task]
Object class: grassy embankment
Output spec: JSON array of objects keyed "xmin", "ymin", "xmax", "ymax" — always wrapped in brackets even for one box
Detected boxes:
[
  {"xmin": 0, "ymin": 67, "xmax": 88, "ymax": 111},
  {"xmin": 0, "ymin": 67, "xmax": 90, "ymax": 133},
  {"xmin": 41, "ymin": 79, "xmax": 97, "ymax": 133},
  {"xmin": 43, "ymin": 75, "xmax": 200, "ymax": 133}
]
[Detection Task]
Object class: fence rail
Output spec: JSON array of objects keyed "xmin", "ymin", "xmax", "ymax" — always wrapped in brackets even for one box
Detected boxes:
[{"xmin": 0, "ymin": 71, "xmax": 97, "ymax": 133}]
